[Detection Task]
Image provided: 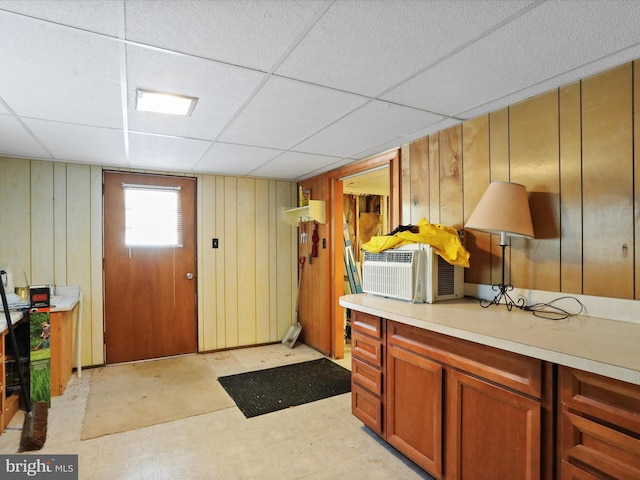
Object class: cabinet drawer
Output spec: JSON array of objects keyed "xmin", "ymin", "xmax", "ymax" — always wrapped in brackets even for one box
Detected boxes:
[
  {"xmin": 560, "ymin": 366, "xmax": 640, "ymax": 436},
  {"xmin": 561, "ymin": 410, "xmax": 640, "ymax": 479},
  {"xmin": 352, "ymin": 383, "xmax": 383, "ymax": 436},
  {"xmin": 560, "ymin": 461, "xmax": 601, "ymax": 480},
  {"xmin": 352, "ymin": 357, "xmax": 382, "ymax": 396},
  {"xmin": 352, "ymin": 332, "xmax": 383, "ymax": 367},
  {"xmin": 351, "ymin": 311, "xmax": 383, "ymax": 339}
]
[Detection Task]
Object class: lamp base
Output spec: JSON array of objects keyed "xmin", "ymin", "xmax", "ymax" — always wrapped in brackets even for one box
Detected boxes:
[{"xmin": 479, "ymin": 283, "xmax": 526, "ymax": 311}]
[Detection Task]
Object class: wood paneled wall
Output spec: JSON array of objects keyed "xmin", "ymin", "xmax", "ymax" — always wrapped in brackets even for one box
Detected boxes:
[
  {"xmin": 403, "ymin": 61, "xmax": 639, "ymax": 300},
  {"xmin": 295, "ymin": 174, "xmax": 332, "ymax": 355},
  {"xmin": 0, "ymin": 158, "xmax": 297, "ymax": 366}
]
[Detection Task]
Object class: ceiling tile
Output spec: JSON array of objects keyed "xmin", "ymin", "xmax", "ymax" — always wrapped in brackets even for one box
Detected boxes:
[
  {"xmin": 353, "ymin": 118, "xmax": 462, "ymax": 161},
  {"xmin": 25, "ymin": 119, "xmax": 126, "ymax": 165},
  {"xmin": 0, "ymin": 11, "xmax": 123, "ymax": 128},
  {"xmin": 128, "ymin": 132, "xmax": 211, "ymax": 172},
  {"xmin": 127, "ymin": 45, "xmax": 266, "ymax": 140},
  {"xmin": 276, "ymin": 0, "xmax": 532, "ymax": 97},
  {"xmin": 250, "ymin": 151, "xmax": 343, "ymax": 180},
  {"xmin": 383, "ymin": 0, "xmax": 640, "ymax": 118},
  {"xmin": 193, "ymin": 143, "xmax": 283, "ymax": 177},
  {"xmin": 294, "ymin": 101, "xmax": 445, "ymax": 158},
  {"xmin": 0, "ymin": 0, "xmax": 123, "ymax": 36},
  {"xmin": 124, "ymin": 0, "xmax": 327, "ymax": 72},
  {"xmin": 0, "ymin": 116, "xmax": 51, "ymax": 158},
  {"xmin": 219, "ymin": 76, "xmax": 368, "ymax": 149}
]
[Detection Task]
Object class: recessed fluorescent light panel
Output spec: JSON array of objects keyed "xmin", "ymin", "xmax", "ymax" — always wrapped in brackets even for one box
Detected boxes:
[{"xmin": 136, "ymin": 89, "xmax": 198, "ymax": 116}]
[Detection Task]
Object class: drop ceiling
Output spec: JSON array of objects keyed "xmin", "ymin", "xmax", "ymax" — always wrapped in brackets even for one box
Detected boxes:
[{"xmin": 1, "ymin": 0, "xmax": 639, "ymax": 181}]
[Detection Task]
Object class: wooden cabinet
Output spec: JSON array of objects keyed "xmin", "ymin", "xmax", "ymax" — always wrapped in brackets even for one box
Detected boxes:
[
  {"xmin": 348, "ymin": 307, "xmax": 640, "ymax": 480},
  {"xmin": 559, "ymin": 366, "xmax": 640, "ymax": 479},
  {"xmin": 387, "ymin": 320, "xmax": 553, "ymax": 480},
  {"xmin": 351, "ymin": 311, "xmax": 384, "ymax": 436},
  {"xmin": 0, "ymin": 328, "xmax": 5, "ymax": 432},
  {"xmin": 360, "ymin": 319, "xmax": 553, "ymax": 480},
  {"xmin": 49, "ymin": 307, "xmax": 76, "ymax": 397},
  {"xmin": 1, "ymin": 319, "xmax": 23, "ymax": 434}
]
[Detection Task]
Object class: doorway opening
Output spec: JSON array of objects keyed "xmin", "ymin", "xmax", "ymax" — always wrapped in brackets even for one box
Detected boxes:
[{"xmin": 329, "ymin": 148, "xmax": 400, "ymax": 360}]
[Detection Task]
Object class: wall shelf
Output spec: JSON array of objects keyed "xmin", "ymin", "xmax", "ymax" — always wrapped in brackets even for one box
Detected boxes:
[{"xmin": 283, "ymin": 199, "xmax": 326, "ymax": 226}]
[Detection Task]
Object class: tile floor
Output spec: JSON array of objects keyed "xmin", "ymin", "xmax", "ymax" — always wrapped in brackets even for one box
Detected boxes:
[{"xmin": 0, "ymin": 343, "xmax": 431, "ymax": 480}]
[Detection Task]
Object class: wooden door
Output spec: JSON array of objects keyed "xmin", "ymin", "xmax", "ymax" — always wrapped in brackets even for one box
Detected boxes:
[
  {"xmin": 386, "ymin": 343, "xmax": 443, "ymax": 478},
  {"xmin": 103, "ymin": 172, "xmax": 197, "ymax": 364},
  {"xmin": 445, "ymin": 369, "xmax": 541, "ymax": 480}
]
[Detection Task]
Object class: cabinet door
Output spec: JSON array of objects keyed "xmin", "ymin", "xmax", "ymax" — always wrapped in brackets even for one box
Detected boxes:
[
  {"xmin": 387, "ymin": 343, "xmax": 443, "ymax": 478},
  {"xmin": 446, "ymin": 369, "xmax": 541, "ymax": 480}
]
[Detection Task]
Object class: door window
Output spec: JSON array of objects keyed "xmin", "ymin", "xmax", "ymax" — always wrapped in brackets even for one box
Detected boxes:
[{"xmin": 122, "ymin": 183, "xmax": 183, "ymax": 247}]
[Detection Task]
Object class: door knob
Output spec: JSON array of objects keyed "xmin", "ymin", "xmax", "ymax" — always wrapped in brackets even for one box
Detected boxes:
[{"xmin": 185, "ymin": 273, "xmax": 194, "ymax": 280}]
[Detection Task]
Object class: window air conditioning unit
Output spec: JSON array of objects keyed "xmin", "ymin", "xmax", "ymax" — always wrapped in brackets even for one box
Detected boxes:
[{"xmin": 362, "ymin": 244, "xmax": 463, "ymax": 303}]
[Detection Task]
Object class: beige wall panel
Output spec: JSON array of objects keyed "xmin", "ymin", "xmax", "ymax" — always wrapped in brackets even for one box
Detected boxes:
[
  {"xmin": 582, "ymin": 64, "xmax": 633, "ymax": 299},
  {"xmin": 400, "ymin": 143, "xmax": 411, "ymax": 224},
  {"xmin": 215, "ymin": 176, "xmax": 226, "ymax": 349},
  {"xmin": 462, "ymin": 115, "xmax": 491, "ymax": 284},
  {"xmin": 439, "ymin": 125, "xmax": 463, "ymax": 228},
  {"xmin": 224, "ymin": 177, "xmax": 239, "ymax": 346},
  {"xmin": 30, "ymin": 161, "xmax": 55, "ymax": 286},
  {"xmin": 65, "ymin": 164, "xmax": 93, "ymax": 365},
  {"xmin": 509, "ymin": 91, "xmax": 560, "ymax": 292},
  {"xmin": 255, "ymin": 179, "xmax": 271, "ymax": 344},
  {"xmin": 268, "ymin": 180, "xmax": 279, "ymax": 340},
  {"xmin": 276, "ymin": 181, "xmax": 296, "ymax": 340},
  {"xmin": 0, "ymin": 158, "xmax": 30, "ymax": 278},
  {"xmin": 198, "ymin": 174, "xmax": 218, "ymax": 350},
  {"xmin": 488, "ymin": 109, "xmax": 510, "ymax": 284},
  {"xmin": 196, "ymin": 174, "xmax": 205, "ymax": 350},
  {"xmin": 428, "ymin": 134, "xmax": 440, "ymax": 223},
  {"xmin": 89, "ymin": 166, "xmax": 103, "ymax": 365},
  {"xmin": 559, "ymin": 82, "xmax": 583, "ymax": 294},
  {"xmin": 53, "ymin": 163, "xmax": 67, "ymax": 286},
  {"xmin": 635, "ymin": 61, "xmax": 640, "ymax": 300},
  {"xmin": 237, "ymin": 178, "xmax": 257, "ymax": 346},
  {"xmin": 409, "ymin": 136, "xmax": 430, "ymax": 223}
]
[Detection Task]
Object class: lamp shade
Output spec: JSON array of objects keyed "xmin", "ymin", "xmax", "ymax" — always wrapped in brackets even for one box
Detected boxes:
[{"xmin": 465, "ymin": 182, "xmax": 534, "ymax": 239}]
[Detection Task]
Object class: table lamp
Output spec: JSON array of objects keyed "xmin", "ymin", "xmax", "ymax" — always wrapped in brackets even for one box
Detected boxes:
[{"xmin": 465, "ymin": 181, "xmax": 534, "ymax": 310}]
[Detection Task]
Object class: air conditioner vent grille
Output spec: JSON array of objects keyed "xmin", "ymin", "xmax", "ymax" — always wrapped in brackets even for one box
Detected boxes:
[
  {"xmin": 363, "ymin": 251, "xmax": 414, "ymax": 264},
  {"xmin": 437, "ymin": 256, "xmax": 455, "ymax": 295}
]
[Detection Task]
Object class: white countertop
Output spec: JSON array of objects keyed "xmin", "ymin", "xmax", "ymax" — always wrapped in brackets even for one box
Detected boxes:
[{"xmin": 340, "ymin": 293, "xmax": 640, "ymax": 386}]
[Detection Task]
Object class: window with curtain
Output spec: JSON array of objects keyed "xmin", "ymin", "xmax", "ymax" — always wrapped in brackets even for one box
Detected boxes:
[{"xmin": 122, "ymin": 183, "xmax": 183, "ymax": 247}]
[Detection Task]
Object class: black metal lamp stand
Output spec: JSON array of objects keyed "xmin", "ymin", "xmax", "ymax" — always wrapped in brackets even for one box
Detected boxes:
[{"xmin": 479, "ymin": 233, "xmax": 526, "ymax": 311}]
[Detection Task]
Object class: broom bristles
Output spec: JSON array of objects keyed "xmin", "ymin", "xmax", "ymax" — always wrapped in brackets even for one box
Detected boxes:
[{"xmin": 20, "ymin": 402, "xmax": 48, "ymax": 452}]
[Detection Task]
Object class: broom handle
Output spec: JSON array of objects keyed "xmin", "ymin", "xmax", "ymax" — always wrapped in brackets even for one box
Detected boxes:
[
  {"xmin": 295, "ymin": 257, "xmax": 305, "ymax": 315},
  {"xmin": 0, "ymin": 271, "xmax": 32, "ymax": 413}
]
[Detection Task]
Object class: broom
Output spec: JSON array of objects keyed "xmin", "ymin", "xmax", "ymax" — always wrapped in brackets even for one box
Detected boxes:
[{"xmin": 0, "ymin": 271, "xmax": 48, "ymax": 451}]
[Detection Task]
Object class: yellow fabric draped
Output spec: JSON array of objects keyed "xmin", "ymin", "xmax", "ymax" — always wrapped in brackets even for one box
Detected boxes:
[{"xmin": 362, "ymin": 218, "xmax": 470, "ymax": 268}]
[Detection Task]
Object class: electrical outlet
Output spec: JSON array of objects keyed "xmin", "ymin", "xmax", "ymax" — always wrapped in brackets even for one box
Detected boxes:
[{"xmin": 212, "ymin": 238, "xmax": 219, "ymax": 248}]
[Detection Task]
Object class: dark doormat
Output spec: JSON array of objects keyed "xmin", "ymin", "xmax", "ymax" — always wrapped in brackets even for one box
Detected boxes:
[{"xmin": 217, "ymin": 358, "xmax": 352, "ymax": 418}]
